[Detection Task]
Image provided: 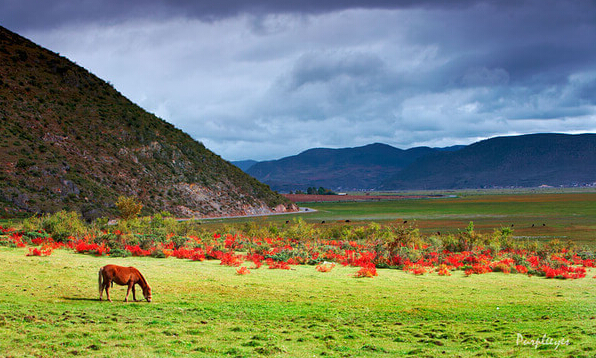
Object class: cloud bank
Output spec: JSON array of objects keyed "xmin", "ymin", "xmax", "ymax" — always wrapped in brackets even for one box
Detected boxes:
[{"xmin": 2, "ymin": 0, "xmax": 595, "ymax": 160}]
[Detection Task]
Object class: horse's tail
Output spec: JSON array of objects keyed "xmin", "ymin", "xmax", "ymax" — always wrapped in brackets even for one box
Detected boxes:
[{"xmin": 98, "ymin": 267, "xmax": 104, "ymax": 296}]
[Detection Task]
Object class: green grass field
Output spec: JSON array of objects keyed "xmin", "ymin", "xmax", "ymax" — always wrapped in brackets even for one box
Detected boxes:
[
  {"xmin": 215, "ymin": 192, "xmax": 596, "ymax": 247},
  {"xmin": 1, "ymin": 247, "xmax": 595, "ymax": 357}
]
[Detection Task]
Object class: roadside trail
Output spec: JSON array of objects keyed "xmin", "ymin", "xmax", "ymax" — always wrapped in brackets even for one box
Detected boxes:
[{"xmin": 178, "ymin": 206, "xmax": 316, "ymax": 221}]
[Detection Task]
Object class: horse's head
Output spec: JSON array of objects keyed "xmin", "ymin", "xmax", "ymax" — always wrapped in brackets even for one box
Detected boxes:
[{"xmin": 143, "ymin": 285, "xmax": 152, "ymax": 303}]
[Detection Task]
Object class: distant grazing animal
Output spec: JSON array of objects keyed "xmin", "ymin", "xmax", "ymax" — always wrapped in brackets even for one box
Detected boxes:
[
  {"xmin": 321, "ymin": 221, "xmax": 326, "ymax": 224},
  {"xmin": 98, "ymin": 265, "xmax": 152, "ymax": 303},
  {"xmin": 345, "ymin": 220, "xmax": 351, "ymax": 223}
]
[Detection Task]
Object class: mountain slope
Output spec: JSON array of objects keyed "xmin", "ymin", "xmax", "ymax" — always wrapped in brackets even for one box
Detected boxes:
[
  {"xmin": 0, "ymin": 26, "xmax": 296, "ymax": 219},
  {"xmin": 246, "ymin": 143, "xmax": 438, "ymax": 191},
  {"xmin": 381, "ymin": 133, "xmax": 596, "ymax": 189}
]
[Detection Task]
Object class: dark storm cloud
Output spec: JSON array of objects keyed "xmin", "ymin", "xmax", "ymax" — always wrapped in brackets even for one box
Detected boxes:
[
  {"xmin": 1, "ymin": 0, "xmax": 525, "ymax": 31},
  {"xmin": 407, "ymin": 1, "xmax": 596, "ymax": 85}
]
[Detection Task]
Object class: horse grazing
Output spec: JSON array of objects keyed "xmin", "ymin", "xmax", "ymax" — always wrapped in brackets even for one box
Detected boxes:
[{"xmin": 98, "ymin": 265, "xmax": 152, "ymax": 303}]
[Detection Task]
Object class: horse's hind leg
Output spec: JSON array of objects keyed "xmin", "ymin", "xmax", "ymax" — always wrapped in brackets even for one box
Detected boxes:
[
  {"xmin": 98, "ymin": 268, "xmax": 103, "ymax": 301},
  {"xmin": 105, "ymin": 281, "xmax": 113, "ymax": 302}
]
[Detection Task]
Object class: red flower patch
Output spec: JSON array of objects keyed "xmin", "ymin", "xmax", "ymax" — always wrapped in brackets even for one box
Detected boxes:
[
  {"xmin": 354, "ymin": 265, "xmax": 378, "ymax": 278},
  {"xmin": 236, "ymin": 266, "xmax": 250, "ymax": 275},
  {"xmin": 220, "ymin": 252, "xmax": 243, "ymax": 267},
  {"xmin": 316, "ymin": 262, "xmax": 335, "ymax": 272}
]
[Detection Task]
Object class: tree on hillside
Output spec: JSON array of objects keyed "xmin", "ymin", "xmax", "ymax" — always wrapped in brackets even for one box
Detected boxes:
[{"xmin": 116, "ymin": 196, "xmax": 143, "ymax": 220}]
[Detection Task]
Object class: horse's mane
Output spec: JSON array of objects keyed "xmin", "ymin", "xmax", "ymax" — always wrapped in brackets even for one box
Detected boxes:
[{"xmin": 136, "ymin": 270, "xmax": 150, "ymax": 289}]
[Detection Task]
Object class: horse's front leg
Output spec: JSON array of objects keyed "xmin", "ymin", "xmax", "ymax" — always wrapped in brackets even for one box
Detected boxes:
[
  {"xmin": 132, "ymin": 284, "xmax": 138, "ymax": 301},
  {"xmin": 124, "ymin": 282, "xmax": 133, "ymax": 302}
]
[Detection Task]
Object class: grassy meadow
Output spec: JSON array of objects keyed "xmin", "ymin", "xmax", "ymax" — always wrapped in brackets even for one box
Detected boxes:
[
  {"xmin": 1, "ymin": 247, "xmax": 595, "ymax": 358},
  {"xmin": 2, "ymin": 190, "xmax": 596, "ymax": 357}
]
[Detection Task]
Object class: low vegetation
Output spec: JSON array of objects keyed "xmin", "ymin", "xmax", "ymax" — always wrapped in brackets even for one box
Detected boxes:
[{"xmin": 2, "ymin": 212, "xmax": 595, "ymax": 281}]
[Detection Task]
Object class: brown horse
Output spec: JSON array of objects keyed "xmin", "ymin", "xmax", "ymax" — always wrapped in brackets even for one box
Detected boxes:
[{"xmin": 98, "ymin": 265, "xmax": 152, "ymax": 303}]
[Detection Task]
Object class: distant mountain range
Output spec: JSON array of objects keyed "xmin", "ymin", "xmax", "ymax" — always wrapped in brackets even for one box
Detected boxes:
[
  {"xmin": 381, "ymin": 133, "xmax": 596, "ymax": 190},
  {"xmin": 234, "ymin": 134, "xmax": 596, "ymax": 191},
  {"xmin": 0, "ymin": 26, "xmax": 296, "ymax": 219}
]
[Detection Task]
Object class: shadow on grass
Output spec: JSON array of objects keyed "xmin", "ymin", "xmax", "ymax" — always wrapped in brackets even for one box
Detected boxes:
[
  {"xmin": 61, "ymin": 297, "xmax": 101, "ymax": 302},
  {"xmin": 61, "ymin": 297, "xmax": 150, "ymax": 303}
]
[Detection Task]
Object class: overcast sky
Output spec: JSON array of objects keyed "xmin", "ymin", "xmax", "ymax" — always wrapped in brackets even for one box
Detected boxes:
[{"xmin": 2, "ymin": 0, "xmax": 596, "ymax": 161}]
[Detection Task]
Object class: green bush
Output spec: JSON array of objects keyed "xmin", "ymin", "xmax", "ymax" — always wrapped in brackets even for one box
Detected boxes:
[
  {"xmin": 22, "ymin": 210, "xmax": 87, "ymax": 241},
  {"xmin": 283, "ymin": 218, "xmax": 320, "ymax": 240},
  {"xmin": 109, "ymin": 248, "xmax": 131, "ymax": 257},
  {"xmin": 150, "ymin": 249, "xmax": 167, "ymax": 258},
  {"xmin": 94, "ymin": 233, "xmax": 121, "ymax": 249}
]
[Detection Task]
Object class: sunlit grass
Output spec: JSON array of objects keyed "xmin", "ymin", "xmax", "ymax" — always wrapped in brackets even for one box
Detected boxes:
[{"xmin": 1, "ymin": 247, "xmax": 595, "ymax": 357}]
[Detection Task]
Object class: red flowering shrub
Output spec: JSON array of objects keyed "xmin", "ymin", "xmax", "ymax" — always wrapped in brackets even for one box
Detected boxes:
[
  {"xmin": 244, "ymin": 253, "xmax": 264, "ymax": 269},
  {"xmin": 267, "ymin": 260, "xmax": 290, "ymax": 270},
  {"xmin": 405, "ymin": 264, "xmax": 429, "ymax": 275},
  {"xmin": 354, "ymin": 264, "xmax": 377, "ymax": 278},
  {"xmin": 92, "ymin": 243, "xmax": 110, "ymax": 256},
  {"xmin": 442, "ymin": 252, "xmax": 466, "ymax": 268},
  {"xmin": 8, "ymin": 233, "xmax": 26, "ymax": 247},
  {"xmin": 0, "ymin": 225, "xmax": 16, "ymax": 234},
  {"xmin": 316, "ymin": 262, "xmax": 335, "ymax": 272},
  {"xmin": 220, "ymin": 252, "xmax": 243, "ymax": 267},
  {"xmin": 464, "ymin": 264, "xmax": 492, "ymax": 276},
  {"xmin": 437, "ymin": 265, "xmax": 451, "ymax": 276},
  {"xmin": 31, "ymin": 237, "xmax": 45, "ymax": 246},
  {"xmin": 125, "ymin": 244, "xmax": 151, "ymax": 257},
  {"xmin": 527, "ymin": 255, "xmax": 540, "ymax": 268},
  {"xmin": 70, "ymin": 239, "xmax": 110, "ymax": 256},
  {"xmin": 27, "ymin": 247, "xmax": 53, "ymax": 256},
  {"xmin": 171, "ymin": 247, "xmax": 206, "ymax": 261},
  {"xmin": 190, "ymin": 250, "xmax": 206, "ymax": 261},
  {"xmin": 236, "ymin": 266, "xmax": 250, "ymax": 275},
  {"xmin": 539, "ymin": 265, "xmax": 586, "ymax": 279},
  {"xmin": 491, "ymin": 258, "xmax": 515, "ymax": 274},
  {"xmin": 172, "ymin": 247, "xmax": 193, "ymax": 259}
]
